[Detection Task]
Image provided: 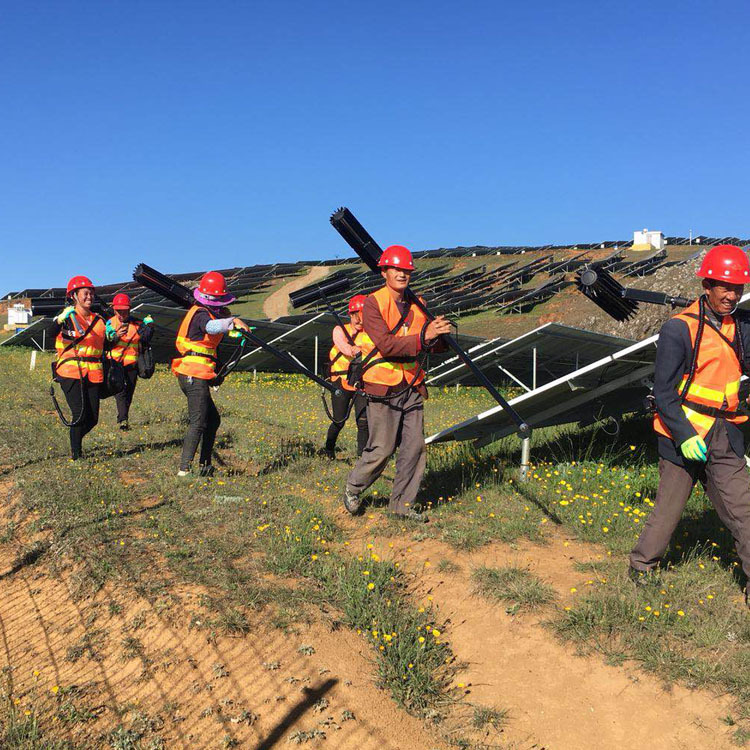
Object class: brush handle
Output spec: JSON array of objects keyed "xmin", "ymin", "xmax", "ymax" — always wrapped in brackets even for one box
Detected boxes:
[
  {"xmin": 238, "ymin": 328, "xmax": 341, "ymax": 395},
  {"xmin": 622, "ymin": 289, "xmax": 692, "ymax": 308}
]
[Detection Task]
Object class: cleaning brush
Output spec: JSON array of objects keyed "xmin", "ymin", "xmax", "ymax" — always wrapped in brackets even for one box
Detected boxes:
[
  {"xmin": 576, "ymin": 265, "xmax": 692, "ymax": 321},
  {"xmin": 576, "ymin": 266, "xmax": 638, "ymax": 321}
]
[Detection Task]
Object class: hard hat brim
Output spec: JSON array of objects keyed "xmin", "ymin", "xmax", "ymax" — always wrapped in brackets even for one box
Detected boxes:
[{"xmin": 194, "ymin": 288, "xmax": 236, "ymax": 307}]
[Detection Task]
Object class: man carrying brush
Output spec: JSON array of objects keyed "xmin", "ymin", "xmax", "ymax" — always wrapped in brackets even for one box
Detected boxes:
[
  {"xmin": 630, "ymin": 245, "xmax": 750, "ymax": 607},
  {"xmin": 340, "ymin": 245, "xmax": 451, "ymax": 522}
]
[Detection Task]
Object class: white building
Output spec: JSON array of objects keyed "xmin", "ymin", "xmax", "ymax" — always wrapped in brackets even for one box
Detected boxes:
[
  {"xmin": 632, "ymin": 228, "xmax": 665, "ymax": 252},
  {"xmin": 7, "ymin": 303, "xmax": 32, "ymax": 328}
]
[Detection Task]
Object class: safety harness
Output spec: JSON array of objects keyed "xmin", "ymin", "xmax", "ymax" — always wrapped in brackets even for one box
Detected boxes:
[{"xmin": 50, "ymin": 313, "xmax": 103, "ymax": 427}]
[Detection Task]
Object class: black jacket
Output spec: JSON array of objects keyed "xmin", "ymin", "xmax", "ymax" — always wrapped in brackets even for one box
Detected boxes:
[{"xmin": 654, "ymin": 304, "xmax": 750, "ymax": 466}]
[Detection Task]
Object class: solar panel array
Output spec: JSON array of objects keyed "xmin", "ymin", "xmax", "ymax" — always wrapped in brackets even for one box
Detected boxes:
[
  {"xmin": 426, "ymin": 290, "xmax": 750, "ymax": 448},
  {"xmin": 2, "ymin": 262, "xmax": 308, "ymax": 315},
  {"xmin": 5, "ymin": 235, "xmax": 749, "ymax": 381}
]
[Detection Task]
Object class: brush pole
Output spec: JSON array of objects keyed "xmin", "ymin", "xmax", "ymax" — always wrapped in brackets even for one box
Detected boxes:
[
  {"xmin": 330, "ymin": 207, "xmax": 531, "ymax": 437},
  {"xmin": 405, "ymin": 289, "xmax": 531, "ymax": 436},
  {"xmin": 238, "ymin": 329, "xmax": 341, "ymax": 395},
  {"xmin": 319, "ymin": 290, "xmax": 356, "ymax": 346}
]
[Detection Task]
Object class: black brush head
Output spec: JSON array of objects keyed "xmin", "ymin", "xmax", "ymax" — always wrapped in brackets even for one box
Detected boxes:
[
  {"xmin": 330, "ymin": 207, "xmax": 383, "ymax": 272},
  {"xmin": 133, "ymin": 263, "xmax": 194, "ymax": 309},
  {"xmin": 576, "ymin": 265, "xmax": 639, "ymax": 322},
  {"xmin": 289, "ymin": 275, "xmax": 352, "ymax": 309}
]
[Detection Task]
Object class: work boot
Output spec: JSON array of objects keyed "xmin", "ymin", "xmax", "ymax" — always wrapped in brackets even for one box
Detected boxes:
[
  {"xmin": 199, "ymin": 464, "xmax": 215, "ymax": 478},
  {"xmin": 628, "ymin": 566, "xmax": 654, "ymax": 587},
  {"xmin": 318, "ymin": 446, "xmax": 336, "ymax": 460},
  {"xmin": 389, "ymin": 509, "xmax": 429, "ymax": 524},
  {"xmin": 119, "ymin": 420, "xmax": 129, "ymax": 431},
  {"xmin": 342, "ymin": 487, "xmax": 362, "ymax": 515},
  {"xmin": 177, "ymin": 469, "xmax": 191, "ymax": 478}
]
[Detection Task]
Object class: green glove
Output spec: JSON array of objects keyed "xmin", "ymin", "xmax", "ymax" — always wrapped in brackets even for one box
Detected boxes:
[
  {"xmin": 680, "ymin": 435, "xmax": 707, "ymax": 462},
  {"xmin": 143, "ymin": 315, "xmax": 154, "ymax": 325},
  {"xmin": 105, "ymin": 319, "xmax": 118, "ymax": 341},
  {"xmin": 55, "ymin": 305, "xmax": 75, "ymax": 324},
  {"xmin": 228, "ymin": 329, "xmax": 242, "ymax": 338}
]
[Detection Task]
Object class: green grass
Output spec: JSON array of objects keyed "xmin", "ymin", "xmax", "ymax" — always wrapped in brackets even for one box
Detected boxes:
[
  {"xmin": 551, "ymin": 554, "xmax": 750, "ymax": 718},
  {"xmin": 0, "ymin": 698, "xmax": 73, "ymax": 749},
  {"xmin": 471, "ymin": 565, "xmax": 556, "ymax": 609},
  {"xmin": 3, "ymin": 345, "xmax": 750, "ymax": 741}
]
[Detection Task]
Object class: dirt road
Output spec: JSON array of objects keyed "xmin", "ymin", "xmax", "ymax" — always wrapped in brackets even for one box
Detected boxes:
[{"xmin": 263, "ymin": 266, "xmax": 331, "ymax": 320}]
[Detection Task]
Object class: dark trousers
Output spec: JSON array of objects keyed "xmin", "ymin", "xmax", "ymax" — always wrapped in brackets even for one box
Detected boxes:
[
  {"xmin": 60, "ymin": 376, "xmax": 100, "ymax": 460},
  {"xmin": 178, "ymin": 374, "xmax": 221, "ymax": 471},
  {"xmin": 325, "ymin": 387, "xmax": 369, "ymax": 455},
  {"xmin": 346, "ymin": 389, "xmax": 426, "ymax": 514},
  {"xmin": 630, "ymin": 419, "xmax": 750, "ymax": 580},
  {"xmin": 115, "ymin": 366, "xmax": 138, "ymax": 423}
]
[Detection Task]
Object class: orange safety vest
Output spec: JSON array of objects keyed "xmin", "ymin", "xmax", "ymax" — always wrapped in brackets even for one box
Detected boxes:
[
  {"xmin": 329, "ymin": 323, "xmax": 365, "ymax": 391},
  {"xmin": 107, "ymin": 316, "xmax": 141, "ymax": 367},
  {"xmin": 654, "ymin": 299, "xmax": 747, "ymax": 440},
  {"xmin": 171, "ymin": 306, "xmax": 223, "ymax": 380},
  {"xmin": 358, "ymin": 286, "xmax": 428, "ymax": 387},
  {"xmin": 54, "ymin": 313, "xmax": 106, "ymax": 383}
]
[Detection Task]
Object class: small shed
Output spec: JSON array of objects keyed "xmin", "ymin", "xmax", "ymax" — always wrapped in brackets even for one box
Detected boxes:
[
  {"xmin": 7, "ymin": 303, "xmax": 32, "ymax": 328},
  {"xmin": 632, "ymin": 228, "xmax": 665, "ymax": 252}
]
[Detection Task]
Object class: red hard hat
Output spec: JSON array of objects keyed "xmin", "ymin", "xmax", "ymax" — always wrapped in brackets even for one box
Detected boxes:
[
  {"xmin": 696, "ymin": 244, "xmax": 750, "ymax": 285},
  {"xmin": 348, "ymin": 294, "xmax": 367, "ymax": 313},
  {"xmin": 66, "ymin": 275, "xmax": 94, "ymax": 295},
  {"xmin": 378, "ymin": 245, "xmax": 414, "ymax": 271},
  {"xmin": 199, "ymin": 271, "xmax": 229, "ymax": 297},
  {"xmin": 112, "ymin": 293, "xmax": 131, "ymax": 310}
]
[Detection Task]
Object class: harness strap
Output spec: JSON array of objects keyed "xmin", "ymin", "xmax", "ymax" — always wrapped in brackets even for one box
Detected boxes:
[
  {"xmin": 682, "ymin": 399, "xmax": 741, "ymax": 419},
  {"xmin": 54, "ymin": 316, "xmax": 100, "ymax": 373},
  {"xmin": 183, "ymin": 350, "xmax": 219, "ymax": 364},
  {"xmin": 682, "ymin": 310, "xmax": 740, "ymax": 355},
  {"xmin": 359, "ymin": 303, "xmax": 413, "ymax": 373}
]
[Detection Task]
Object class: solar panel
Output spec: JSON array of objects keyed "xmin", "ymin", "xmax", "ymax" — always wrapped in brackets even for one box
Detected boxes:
[
  {"xmin": 427, "ymin": 335, "xmax": 659, "ymax": 447},
  {"xmin": 426, "ymin": 322, "xmax": 634, "ymax": 389},
  {"xmin": 427, "ymin": 292, "xmax": 750, "ymax": 448}
]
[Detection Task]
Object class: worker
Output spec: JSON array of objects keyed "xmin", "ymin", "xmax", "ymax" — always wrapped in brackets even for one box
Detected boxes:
[
  {"xmin": 52, "ymin": 275, "xmax": 111, "ymax": 460},
  {"xmin": 630, "ymin": 244, "xmax": 750, "ymax": 608},
  {"xmin": 105, "ymin": 293, "xmax": 155, "ymax": 430},
  {"xmin": 172, "ymin": 271, "xmax": 251, "ymax": 477},
  {"xmin": 341, "ymin": 246, "xmax": 452, "ymax": 521},
  {"xmin": 322, "ymin": 294, "xmax": 370, "ymax": 458}
]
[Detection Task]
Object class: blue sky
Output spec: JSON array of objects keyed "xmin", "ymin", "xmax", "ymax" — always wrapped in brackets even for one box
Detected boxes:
[{"xmin": 2, "ymin": 1, "xmax": 749, "ymax": 294}]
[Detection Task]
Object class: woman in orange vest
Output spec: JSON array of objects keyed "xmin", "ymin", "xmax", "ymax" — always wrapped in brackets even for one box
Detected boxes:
[
  {"xmin": 630, "ymin": 245, "xmax": 750, "ymax": 605},
  {"xmin": 52, "ymin": 275, "xmax": 111, "ymax": 460},
  {"xmin": 106, "ymin": 293, "xmax": 154, "ymax": 431},
  {"xmin": 322, "ymin": 294, "xmax": 370, "ymax": 458},
  {"xmin": 172, "ymin": 271, "xmax": 250, "ymax": 477},
  {"xmin": 341, "ymin": 246, "xmax": 452, "ymax": 522}
]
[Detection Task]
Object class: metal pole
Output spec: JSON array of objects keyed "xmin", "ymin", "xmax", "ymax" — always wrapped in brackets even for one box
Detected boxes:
[
  {"xmin": 314, "ymin": 336, "xmax": 318, "ymax": 376},
  {"xmin": 29, "ymin": 350, "xmax": 37, "ymax": 371},
  {"xmin": 42, "ymin": 329, "xmax": 46, "ymax": 350},
  {"xmin": 519, "ymin": 436, "xmax": 531, "ymax": 482},
  {"xmin": 532, "ymin": 347, "xmax": 537, "ymax": 390}
]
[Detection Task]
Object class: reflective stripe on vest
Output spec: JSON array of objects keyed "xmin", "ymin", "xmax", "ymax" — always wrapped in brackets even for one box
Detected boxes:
[
  {"xmin": 171, "ymin": 306, "xmax": 223, "ymax": 380},
  {"xmin": 358, "ymin": 286, "xmax": 427, "ymax": 387},
  {"xmin": 107, "ymin": 316, "xmax": 141, "ymax": 366},
  {"xmin": 654, "ymin": 299, "xmax": 747, "ymax": 440},
  {"xmin": 329, "ymin": 324, "xmax": 364, "ymax": 392},
  {"xmin": 54, "ymin": 313, "xmax": 106, "ymax": 383}
]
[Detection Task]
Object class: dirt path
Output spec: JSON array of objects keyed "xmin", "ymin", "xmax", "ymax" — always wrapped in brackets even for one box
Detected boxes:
[
  {"xmin": 0, "ymin": 562, "xmax": 441, "ymax": 748},
  {"xmin": 335, "ymin": 511, "xmax": 737, "ymax": 750},
  {"xmin": 263, "ymin": 266, "xmax": 331, "ymax": 321}
]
